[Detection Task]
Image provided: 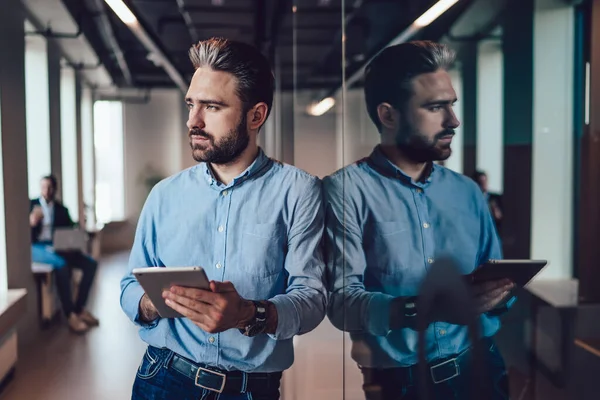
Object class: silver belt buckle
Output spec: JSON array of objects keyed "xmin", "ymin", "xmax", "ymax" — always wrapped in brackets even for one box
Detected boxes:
[
  {"xmin": 194, "ymin": 366, "xmax": 226, "ymax": 393},
  {"xmin": 430, "ymin": 357, "xmax": 460, "ymax": 384}
]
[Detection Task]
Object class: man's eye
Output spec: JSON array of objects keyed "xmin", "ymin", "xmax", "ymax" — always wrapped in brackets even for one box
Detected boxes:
[
  {"xmin": 186, "ymin": 103, "xmax": 193, "ymax": 109},
  {"xmin": 430, "ymin": 106, "xmax": 442, "ymax": 112}
]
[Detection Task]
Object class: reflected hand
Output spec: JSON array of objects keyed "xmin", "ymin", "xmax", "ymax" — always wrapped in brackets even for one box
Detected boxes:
[{"xmin": 473, "ymin": 279, "xmax": 514, "ymax": 313}]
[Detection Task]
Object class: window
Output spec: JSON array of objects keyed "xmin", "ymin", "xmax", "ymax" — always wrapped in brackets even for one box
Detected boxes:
[
  {"xmin": 94, "ymin": 101, "xmax": 125, "ymax": 224},
  {"xmin": 24, "ymin": 22, "xmax": 51, "ymax": 197}
]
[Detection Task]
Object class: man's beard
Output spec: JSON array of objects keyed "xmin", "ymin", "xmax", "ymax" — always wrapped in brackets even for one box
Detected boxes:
[
  {"xmin": 395, "ymin": 119, "xmax": 454, "ymax": 163},
  {"xmin": 189, "ymin": 114, "xmax": 249, "ymax": 164}
]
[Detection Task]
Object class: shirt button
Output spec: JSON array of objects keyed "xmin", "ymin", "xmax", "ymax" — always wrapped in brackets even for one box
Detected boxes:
[
  {"xmin": 423, "ymin": 222, "xmax": 430, "ymax": 229},
  {"xmin": 416, "ymin": 188, "xmax": 423, "ymax": 194},
  {"xmin": 209, "ymin": 336, "xmax": 215, "ymax": 343},
  {"xmin": 218, "ymin": 225, "xmax": 224, "ymax": 232},
  {"xmin": 215, "ymin": 262, "xmax": 222, "ymax": 269},
  {"xmin": 222, "ymin": 190, "xmax": 229, "ymax": 196},
  {"xmin": 439, "ymin": 329, "xmax": 446, "ymax": 336},
  {"xmin": 427, "ymin": 258, "xmax": 434, "ymax": 264}
]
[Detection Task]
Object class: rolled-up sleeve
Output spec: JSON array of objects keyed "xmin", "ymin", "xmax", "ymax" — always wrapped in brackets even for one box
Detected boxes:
[
  {"xmin": 119, "ymin": 186, "xmax": 162, "ymax": 327},
  {"xmin": 323, "ymin": 175, "xmax": 394, "ymax": 336},
  {"xmin": 268, "ymin": 178, "xmax": 327, "ymax": 340}
]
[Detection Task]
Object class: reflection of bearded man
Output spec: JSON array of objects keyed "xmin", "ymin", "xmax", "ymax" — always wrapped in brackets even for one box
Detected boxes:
[{"xmin": 395, "ymin": 120, "xmax": 456, "ymax": 163}]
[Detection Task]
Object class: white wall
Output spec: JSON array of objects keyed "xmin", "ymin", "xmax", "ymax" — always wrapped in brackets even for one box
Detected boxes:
[
  {"xmin": 530, "ymin": 0, "xmax": 574, "ymax": 279},
  {"xmin": 123, "ymin": 89, "xmax": 185, "ymax": 219},
  {"xmin": 336, "ymin": 89, "xmax": 380, "ymax": 169},
  {"xmin": 293, "ymin": 91, "xmax": 338, "ymax": 178},
  {"xmin": 24, "ymin": 32, "xmax": 51, "ymax": 197},
  {"xmin": 477, "ymin": 39, "xmax": 504, "ymax": 193},
  {"xmin": 446, "ymin": 68, "xmax": 464, "ymax": 173},
  {"xmin": 60, "ymin": 66, "xmax": 79, "ymax": 221}
]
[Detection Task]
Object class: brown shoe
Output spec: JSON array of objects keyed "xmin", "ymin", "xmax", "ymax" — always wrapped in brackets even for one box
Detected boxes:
[
  {"xmin": 68, "ymin": 313, "xmax": 89, "ymax": 334},
  {"xmin": 78, "ymin": 310, "xmax": 100, "ymax": 327}
]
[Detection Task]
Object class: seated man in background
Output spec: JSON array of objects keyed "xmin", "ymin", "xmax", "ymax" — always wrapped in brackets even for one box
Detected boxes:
[
  {"xmin": 472, "ymin": 170, "xmax": 503, "ymax": 235},
  {"xmin": 30, "ymin": 175, "xmax": 99, "ymax": 333}
]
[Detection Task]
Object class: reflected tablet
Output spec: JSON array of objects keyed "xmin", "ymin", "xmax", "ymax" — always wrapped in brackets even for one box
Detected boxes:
[
  {"xmin": 133, "ymin": 266, "xmax": 210, "ymax": 318},
  {"xmin": 467, "ymin": 259, "xmax": 548, "ymax": 287}
]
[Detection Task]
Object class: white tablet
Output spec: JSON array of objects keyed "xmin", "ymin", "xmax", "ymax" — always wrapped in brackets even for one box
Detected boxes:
[{"xmin": 132, "ymin": 266, "xmax": 210, "ymax": 319}]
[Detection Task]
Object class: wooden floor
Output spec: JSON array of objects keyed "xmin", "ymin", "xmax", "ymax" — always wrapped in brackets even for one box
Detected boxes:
[{"xmin": 1, "ymin": 252, "xmax": 146, "ymax": 400}]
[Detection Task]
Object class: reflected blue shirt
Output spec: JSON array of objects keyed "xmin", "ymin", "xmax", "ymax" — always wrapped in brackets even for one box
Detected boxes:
[
  {"xmin": 120, "ymin": 149, "xmax": 327, "ymax": 373},
  {"xmin": 323, "ymin": 146, "xmax": 503, "ymax": 368}
]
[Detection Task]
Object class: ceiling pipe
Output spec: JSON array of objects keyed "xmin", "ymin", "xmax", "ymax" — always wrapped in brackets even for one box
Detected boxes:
[
  {"xmin": 104, "ymin": 0, "xmax": 188, "ymax": 92},
  {"xmin": 91, "ymin": 0, "xmax": 133, "ymax": 86},
  {"xmin": 342, "ymin": 0, "xmax": 460, "ymax": 93},
  {"xmin": 308, "ymin": 0, "xmax": 461, "ymax": 115},
  {"xmin": 176, "ymin": 0, "xmax": 199, "ymax": 42}
]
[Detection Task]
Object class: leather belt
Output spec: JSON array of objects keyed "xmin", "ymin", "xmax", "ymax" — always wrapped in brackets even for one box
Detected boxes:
[{"xmin": 170, "ymin": 353, "xmax": 282, "ymax": 394}]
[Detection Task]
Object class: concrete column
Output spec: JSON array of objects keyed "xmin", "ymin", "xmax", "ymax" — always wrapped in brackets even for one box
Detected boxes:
[
  {"xmin": 75, "ymin": 75, "xmax": 85, "ymax": 226},
  {"xmin": 530, "ymin": 0, "xmax": 575, "ymax": 279},
  {"xmin": 502, "ymin": 0, "xmax": 534, "ymax": 259},
  {"xmin": 461, "ymin": 41, "xmax": 478, "ymax": 177},
  {"xmin": 577, "ymin": 0, "xmax": 600, "ymax": 301},
  {"xmin": 0, "ymin": 0, "xmax": 39, "ymax": 346},
  {"xmin": 60, "ymin": 66, "xmax": 79, "ymax": 221},
  {"xmin": 47, "ymin": 40, "xmax": 62, "ymax": 195}
]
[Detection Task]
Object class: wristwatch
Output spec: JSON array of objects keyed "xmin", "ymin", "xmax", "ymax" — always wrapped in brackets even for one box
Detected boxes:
[
  {"xmin": 239, "ymin": 301, "xmax": 267, "ymax": 337},
  {"xmin": 404, "ymin": 296, "xmax": 418, "ymax": 321}
]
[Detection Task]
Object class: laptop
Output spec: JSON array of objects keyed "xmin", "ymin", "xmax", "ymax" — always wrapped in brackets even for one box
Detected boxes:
[{"xmin": 53, "ymin": 228, "xmax": 87, "ymax": 252}]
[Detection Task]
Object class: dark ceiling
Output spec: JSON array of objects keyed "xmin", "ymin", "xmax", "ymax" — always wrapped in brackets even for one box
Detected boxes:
[{"xmin": 60, "ymin": 0, "xmax": 482, "ymax": 92}]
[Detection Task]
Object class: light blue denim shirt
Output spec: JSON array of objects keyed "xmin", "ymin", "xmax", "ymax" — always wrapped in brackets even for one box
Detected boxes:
[
  {"xmin": 323, "ymin": 145, "xmax": 503, "ymax": 368},
  {"xmin": 120, "ymin": 149, "xmax": 327, "ymax": 373}
]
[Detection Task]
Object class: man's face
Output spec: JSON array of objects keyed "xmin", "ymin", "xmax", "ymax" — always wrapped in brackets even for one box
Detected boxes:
[
  {"xmin": 478, "ymin": 174, "xmax": 488, "ymax": 192},
  {"xmin": 394, "ymin": 69, "xmax": 460, "ymax": 163},
  {"xmin": 40, "ymin": 179, "xmax": 55, "ymax": 202},
  {"xmin": 185, "ymin": 67, "xmax": 249, "ymax": 164}
]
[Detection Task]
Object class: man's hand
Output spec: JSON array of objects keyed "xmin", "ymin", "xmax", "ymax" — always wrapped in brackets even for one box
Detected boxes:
[
  {"xmin": 163, "ymin": 281, "xmax": 255, "ymax": 333},
  {"xmin": 29, "ymin": 206, "xmax": 44, "ymax": 227},
  {"xmin": 139, "ymin": 293, "xmax": 159, "ymax": 322},
  {"xmin": 473, "ymin": 279, "xmax": 514, "ymax": 314}
]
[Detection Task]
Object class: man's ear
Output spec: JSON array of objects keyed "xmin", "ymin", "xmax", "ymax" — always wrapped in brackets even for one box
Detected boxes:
[
  {"xmin": 377, "ymin": 102, "xmax": 399, "ymax": 131},
  {"xmin": 247, "ymin": 102, "xmax": 269, "ymax": 131}
]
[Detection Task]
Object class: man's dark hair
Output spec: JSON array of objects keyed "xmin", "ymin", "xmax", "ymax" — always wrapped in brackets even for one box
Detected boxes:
[
  {"xmin": 42, "ymin": 175, "xmax": 57, "ymax": 189},
  {"xmin": 364, "ymin": 40, "xmax": 456, "ymax": 132},
  {"xmin": 188, "ymin": 37, "xmax": 275, "ymax": 124},
  {"xmin": 471, "ymin": 170, "xmax": 487, "ymax": 183}
]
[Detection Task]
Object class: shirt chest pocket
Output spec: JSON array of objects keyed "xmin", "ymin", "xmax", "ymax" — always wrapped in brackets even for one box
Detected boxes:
[
  {"xmin": 364, "ymin": 220, "xmax": 414, "ymax": 276},
  {"xmin": 240, "ymin": 222, "xmax": 286, "ymax": 278}
]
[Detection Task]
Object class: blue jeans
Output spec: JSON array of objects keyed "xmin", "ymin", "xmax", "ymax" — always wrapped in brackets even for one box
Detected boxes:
[
  {"xmin": 361, "ymin": 339, "xmax": 510, "ymax": 400},
  {"xmin": 32, "ymin": 243, "xmax": 67, "ymax": 269},
  {"xmin": 132, "ymin": 346, "xmax": 281, "ymax": 400}
]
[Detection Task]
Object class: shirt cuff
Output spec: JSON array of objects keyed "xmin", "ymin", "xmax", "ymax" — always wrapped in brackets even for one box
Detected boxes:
[
  {"xmin": 267, "ymin": 295, "xmax": 300, "ymax": 341},
  {"xmin": 126, "ymin": 284, "xmax": 160, "ymax": 328},
  {"xmin": 366, "ymin": 293, "xmax": 395, "ymax": 336}
]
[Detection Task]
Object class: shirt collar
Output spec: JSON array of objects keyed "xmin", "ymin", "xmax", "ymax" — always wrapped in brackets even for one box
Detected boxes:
[
  {"xmin": 368, "ymin": 145, "xmax": 437, "ymax": 187},
  {"xmin": 39, "ymin": 197, "xmax": 54, "ymax": 208},
  {"xmin": 200, "ymin": 147, "xmax": 272, "ymax": 188}
]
